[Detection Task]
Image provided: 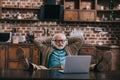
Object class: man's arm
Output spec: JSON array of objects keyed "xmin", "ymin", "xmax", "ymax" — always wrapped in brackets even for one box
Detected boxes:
[
  {"xmin": 67, "ymin": 36, "xmax": 84, "ymax": 49},
  {"xmin": 33, "ymin": 37, "xmax": 52, "ymax": 48},
  {"xmin": 65, "ymin": 36, "xmax": 84, "ymax": 55},
  {"xmin": 67, "ymin": 30, "xmax": 84, "ymax": 53}
]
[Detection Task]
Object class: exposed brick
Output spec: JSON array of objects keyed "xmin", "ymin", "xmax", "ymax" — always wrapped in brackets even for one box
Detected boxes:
[
  {"xmin": 89, "ymin": 38, "xmax": 97, "ymax": 40},
  {"xmin": 0, "ymin": 0, "xmax": 120, "ymax": 45},
  {"xmin": 32, "ymin": 0, "xmax": 37, "ymax": 1},
  {"xmin": 109, "ymin": 38, "xmax": 116, "ymax": 40},
  {"xmin": 99, "ymin": 38, "xmax": 107, "ymax": 40}
]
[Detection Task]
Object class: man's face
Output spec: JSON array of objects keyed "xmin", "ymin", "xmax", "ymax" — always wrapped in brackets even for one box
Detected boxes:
[{"xmin": 52, "ymin": 34, "xmax": 67, "ymax": 49}]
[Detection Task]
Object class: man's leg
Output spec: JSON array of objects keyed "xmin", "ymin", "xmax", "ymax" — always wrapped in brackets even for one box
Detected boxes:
[
  {"xmin": 94, "ymin": 51, "xmax": 112, "ymax": 72},
  {"xmin": 16, "ymin": 47, "xmax": 30, "ymax": 70},
  {"xmin": 16, "ymin": 47, "xmax": 47, "ymax": 71},
  {"xmin": 31, "ymin": 63, "xmax": 48, "ymax": 70}
]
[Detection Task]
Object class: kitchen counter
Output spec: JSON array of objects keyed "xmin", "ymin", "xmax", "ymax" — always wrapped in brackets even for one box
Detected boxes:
[
  {"xmin": 0, "ymin": 42, "xmax": 34, "ymax": 46},
  {"xmin": 96, "ymin": 45, "xmax": 120, "ymax": 50}
]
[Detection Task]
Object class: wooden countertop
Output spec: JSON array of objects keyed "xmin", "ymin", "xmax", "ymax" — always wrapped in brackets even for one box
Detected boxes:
[
  {"xmin": 1, "ymin": 43, "xmax": 120, "ymax": 49},
  {"xmin": 0, "ymin": 42, "xmax": 34, "ymax": 46},
  {"xmin": 96, "ymin": 45, "xmax": 120, "ymax": 50}
]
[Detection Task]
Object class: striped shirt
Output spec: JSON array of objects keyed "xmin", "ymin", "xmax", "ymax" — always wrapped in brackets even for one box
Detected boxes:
[{"xmin": 48, "ymin": 49, "xmax": 67, "ymax": 68}]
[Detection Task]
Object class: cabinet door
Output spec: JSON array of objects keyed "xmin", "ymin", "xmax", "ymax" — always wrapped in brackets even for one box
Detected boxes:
[
  {"xmin": 64, "ymin": 10, "xmax": 79, "ymax": 21},
  {"xmin": 0, "ymin": 45, "xmax": 6, "ymax": 69},
  {"xmin": 79, "ymin": 10, "xmax": 95, "ymax": 21},
  {"xmin": 79, "ymin": 47, "xmax": 96, "ymax": 64},
  {"xmin": 7, "ymin": 45, "xmax": 31, "ymax": 69},
  {"xmin": 110, "ymin": 48, "xmax": 120, "ymax": 71},
  {"xmin": 32, "ymin": 46, "xmax": 40, "ymax": 65},
  {"xmin": 95, "ymin": 46, "xmax": 112, "ymax": 71}
]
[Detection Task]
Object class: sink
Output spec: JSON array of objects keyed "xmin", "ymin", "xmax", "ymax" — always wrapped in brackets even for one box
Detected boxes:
[{"xmin": 0, "ymin": 32, "xmax": 12, "ymax": 43}]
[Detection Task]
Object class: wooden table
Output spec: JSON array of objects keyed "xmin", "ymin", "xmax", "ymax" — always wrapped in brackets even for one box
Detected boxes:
[{"xmin": 0, "ymin": 69, "xmax": 120, "ymax": 80}]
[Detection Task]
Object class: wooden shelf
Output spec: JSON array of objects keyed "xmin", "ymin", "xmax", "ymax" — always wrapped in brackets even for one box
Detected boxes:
[
  {"xmin": 0, "ymin": 18, "xmax": 39, "ymax": 22},
  {"xmin": 1, "ymin": 7, "xmax": 40, "ymax": 10},
  {"xmin": 0, "ymin": 0, "xmax": 120, "ymax": 25},
  {"xmin": 97, "ymin": 10, "xmax": 120, "ymax": 12},
  {"xmin": 63, "ymin": 0, "xmax": 120, "ymax": 23}
]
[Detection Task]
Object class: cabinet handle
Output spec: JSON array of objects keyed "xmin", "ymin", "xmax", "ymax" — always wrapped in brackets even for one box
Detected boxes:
[
  {"xmin": 0, "ymin": 45, "xmax": 5, "ymax": 50},
  {"xmin": 34, "ymin": 47, "xmax": 37, "ymax": 50}
]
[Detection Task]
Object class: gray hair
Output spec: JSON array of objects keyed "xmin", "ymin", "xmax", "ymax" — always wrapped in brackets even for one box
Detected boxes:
[{"xmin": 52, "ymin": 33, "xmax": 67, "ymax": 40}]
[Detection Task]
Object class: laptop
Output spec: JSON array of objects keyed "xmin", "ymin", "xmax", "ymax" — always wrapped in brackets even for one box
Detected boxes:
[{"xmin": 59, "ymin": 55, "xmax": 91, "ymax": 73}]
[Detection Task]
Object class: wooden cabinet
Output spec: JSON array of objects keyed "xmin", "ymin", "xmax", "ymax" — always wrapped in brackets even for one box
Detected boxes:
[
  {"xmin": 64, "ymin": 10, "xmax": 79, "ymax": 21},
  {"xmin": 0, "ymin": 0, "xmax": 120, "ymax": 26},
  {"xmin": 1, "ymin": 44, "xmax": 116, "ymax": 71},
  {"xmin": 64, "ymin": 0, "xmax": 96, "ymax": 22},
  {"xmin": 0, "ymin": 45, "xmax": 6, "ymax": 69},
  {"xmin": 79, "ymin": 10, "xmax": 95, "ymax": 21},
  {"xmin": 0, "ymin": 44, "xmax": 40, "ymax": 70},
  {"xmin": 7, "ymin": 45, "xmax": 31, "ymax": 69},
  {"xmin": 110, "ymin": 46, "xmax": 120, "ymax": 71},
  {"xmin": 32, "ymin": 46, "xmax": 40, "ymax": 65},
  {"xmin": 64, "ymin": 0, "xmax": 120, "ymax": 22},
  {"xmin": 79, "ymin": 46, "xmax": 97, "ymax": 64},
  {"xmin": 63, "ymin": 0, "xmax": 80, "ymax": 21}
]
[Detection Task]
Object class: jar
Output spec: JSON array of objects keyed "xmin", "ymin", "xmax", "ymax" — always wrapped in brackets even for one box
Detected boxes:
[{"xmin": 12, "ymin": 35, "xmax": 19, "ymax": 44}]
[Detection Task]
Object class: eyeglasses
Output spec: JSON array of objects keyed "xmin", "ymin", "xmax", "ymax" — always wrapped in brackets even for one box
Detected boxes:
[{"xmin": 53, "ymin": 40, "xmax": 67, "ymax": 43}]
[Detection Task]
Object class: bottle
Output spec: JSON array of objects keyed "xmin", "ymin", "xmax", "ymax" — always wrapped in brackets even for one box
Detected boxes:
[
  {"xmin": 109, "ymin": 0, "xmax": 114, "ymax": 9},
  {"xmin": 26, "ymin": 31, "xmax": 34, "ymax": 43},
  {"xmin": 109, "ymin": 11, "xmax": 115, "ymax": 21},
  {"xmin": 102, "ymin": 14, "xmax": 105, "ymax": 21}
]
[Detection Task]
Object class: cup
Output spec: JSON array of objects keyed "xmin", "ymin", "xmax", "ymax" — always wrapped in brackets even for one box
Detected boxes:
[
  {"xmin": 101, "ymin": 6, "xmax": 104, "ymax": 10},
  {"xmin": 86, "ymin": 5, "xmax": 90, "ymax": 10},
  {"xmin": 12, "ymin": 36, "xmax": 19, "ymax": 44}
]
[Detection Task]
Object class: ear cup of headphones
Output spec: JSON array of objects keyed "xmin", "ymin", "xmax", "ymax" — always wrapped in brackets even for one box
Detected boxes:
[
  {"xmin": 65, "ymin": 40, "xmax": 68, "ymax": 45},
  {"xmin": 51, "ymin": 40, "xmax": 54, "ymax": 46}
]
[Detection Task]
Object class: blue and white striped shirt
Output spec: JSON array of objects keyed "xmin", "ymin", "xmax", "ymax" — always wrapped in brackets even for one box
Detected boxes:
[{"xmin": 48, "ymin": 49, "xmax": 67, "ymax": 68}]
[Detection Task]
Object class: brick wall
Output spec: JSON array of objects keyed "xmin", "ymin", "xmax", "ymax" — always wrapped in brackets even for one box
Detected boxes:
[
  {"xmin": 0, "ymin": 23, "xmax": 120, "ymax": 45},
  {"xmin": 0, "ymin": 0, "xmax": 120, "ymax": 45}
]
